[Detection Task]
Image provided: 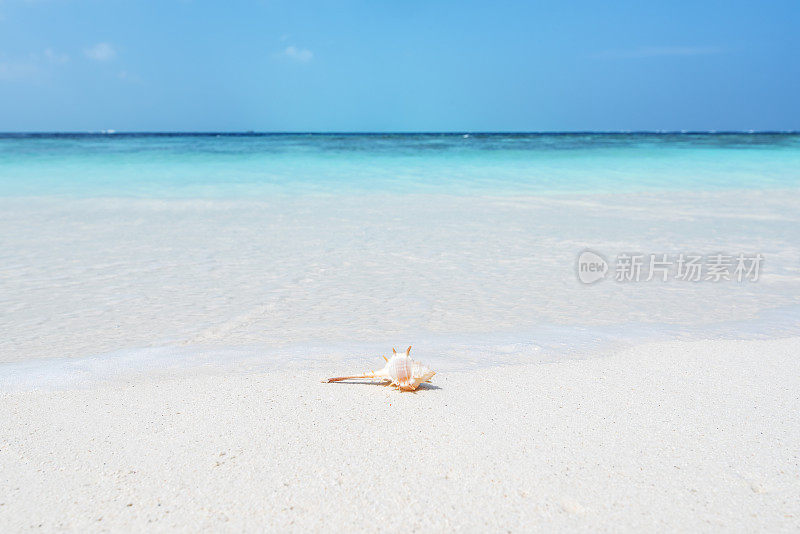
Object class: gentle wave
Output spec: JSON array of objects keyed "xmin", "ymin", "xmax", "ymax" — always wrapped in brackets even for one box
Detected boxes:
[{"xmin": 4, "ymin": 305, "xmax": 798, "ymax": 393}]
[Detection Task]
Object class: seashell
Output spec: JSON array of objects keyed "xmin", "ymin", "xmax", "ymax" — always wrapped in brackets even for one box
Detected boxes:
[{"xmin": 323, "ymin": 346, "xmax": 435, "ymax": 391}]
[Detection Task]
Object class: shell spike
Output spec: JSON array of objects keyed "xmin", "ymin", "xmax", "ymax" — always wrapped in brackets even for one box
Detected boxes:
[
  {"xmin": 323, "ymin": 345, "xmax": 436, "ymax": 391},
  {"xmin": 322, "ymin": 373, "xmax": 373, "ymax": 383}
]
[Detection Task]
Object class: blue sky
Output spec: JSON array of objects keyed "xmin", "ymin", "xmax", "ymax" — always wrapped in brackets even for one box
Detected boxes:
[{"xmin": 0, "ymin": 0, "xmax": 798, "ymax": 131}]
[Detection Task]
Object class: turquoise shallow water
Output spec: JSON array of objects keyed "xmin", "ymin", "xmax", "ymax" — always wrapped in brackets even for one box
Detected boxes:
[
  {"xmin": 2, "ymin": 133, "xmax": 800, "ymax": 389},
  {"xmin": 1, "ymin": 133, "xmax": 799, "ymax": 197}
]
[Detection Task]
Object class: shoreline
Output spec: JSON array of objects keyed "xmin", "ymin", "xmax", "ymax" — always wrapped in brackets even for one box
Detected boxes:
[
  {"xmin": 3, "ymin": 309, "xmax": 800, "ymax": 393},
  {"xmin": 2, "ymin": 336, "xmax": 798, "ymax": 531}
]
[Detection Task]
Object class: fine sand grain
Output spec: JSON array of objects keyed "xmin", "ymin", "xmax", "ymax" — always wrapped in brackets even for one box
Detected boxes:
[{"xmin": 2, "ymin": 337, "xmax": 798, "ymax": 532}]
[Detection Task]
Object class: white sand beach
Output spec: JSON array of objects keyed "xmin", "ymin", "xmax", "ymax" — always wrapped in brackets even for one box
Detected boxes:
[
  {"xmin": 2, "ymin": 337, "xmax": 799, "ymax": 531},
  {"xmin": 1, "ymin": 191, "xmax": 799, "ymax": 531}
]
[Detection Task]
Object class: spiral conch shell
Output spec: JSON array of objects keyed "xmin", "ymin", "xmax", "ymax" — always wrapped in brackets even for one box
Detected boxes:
[{"xmin": 323, "ymin": 346, "xmax": 435, "ymax": 391}]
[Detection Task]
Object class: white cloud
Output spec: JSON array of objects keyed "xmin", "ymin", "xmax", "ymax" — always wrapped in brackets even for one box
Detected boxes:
[
  {"xmin": 593, "ymin": 46, "xmax": 722, "ymax": 59},
  {"xmin": 84, "ymin": 42, "xmax": 116, "ymax": 61},
  {"xmin": 117, "ymin": 70, "xmax": 142, "ymax": 83},
  {"xmin": 0, "ymin": 61, "xmax": 38, "ymax": 81},
  {"xmin": 0, "ymin": 47, "xmax": 68, "ymax": 81},
  {"xmin": 278, "ymin": 45, "xmax": 313, "ymax": 63},
  {"xmin": 43, "ymin": 48, "xmax": 69, "ymax": 64}
]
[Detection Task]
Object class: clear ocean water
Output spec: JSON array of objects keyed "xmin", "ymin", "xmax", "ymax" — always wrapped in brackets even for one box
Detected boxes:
[
  {"xmin": 2, "ymin": 133, "xmax": 800, "ymax": 390},
  {"xmin": 1, "ymin": 133, "xmax": 799, "ymax": 197}
]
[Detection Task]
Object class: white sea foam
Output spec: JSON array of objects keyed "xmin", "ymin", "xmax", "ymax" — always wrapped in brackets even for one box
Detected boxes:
[{"xmin": 3, "ymin": 304, "xmax": 799, "ymax": 392}]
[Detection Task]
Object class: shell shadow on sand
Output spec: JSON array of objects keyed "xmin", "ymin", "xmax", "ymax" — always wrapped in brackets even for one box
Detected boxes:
[{"xmin": 323, "ymin": 379, "xmax": 441, "ymax": 392}]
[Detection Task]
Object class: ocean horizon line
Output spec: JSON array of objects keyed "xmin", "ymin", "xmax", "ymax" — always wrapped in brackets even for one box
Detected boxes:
[{"xmin": 1, "ymin": 130, "xmax": 799, "ymax": 137}]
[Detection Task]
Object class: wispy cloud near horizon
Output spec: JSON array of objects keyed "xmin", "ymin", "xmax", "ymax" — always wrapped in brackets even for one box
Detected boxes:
[
  {"xmin": 84, "ymin": 42, "xmax": 116, "ymax": 61},
  {"xmin": 0, "ymin": 61, "xmax": 38, "ymax": 81},
  {"xmin": 117, "ymin": 70, "xmax": 143, "ymax": 84},
  {"xmin": 43, "ymin": 48, "xmax": 70, "ymax": 64},
  {"xmin": 593, "ymin": 46, "xmax": 723, "ymax": 59},
  {"xmin": 0, "ymin": 48, "xmax": 70, "ymax": 81},
  {"xmin": 275, "ymin": 45, "xmax": 313, "ymax": 63}
]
